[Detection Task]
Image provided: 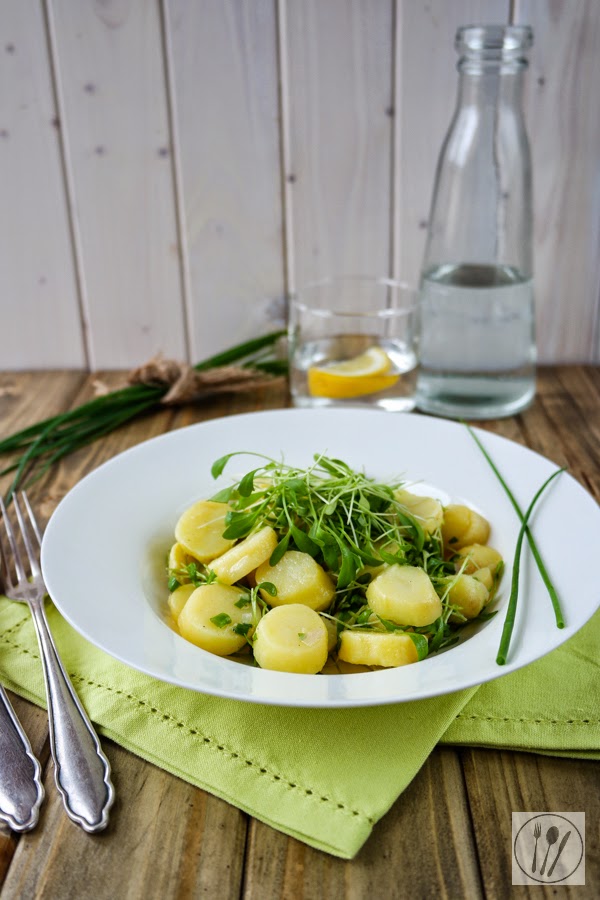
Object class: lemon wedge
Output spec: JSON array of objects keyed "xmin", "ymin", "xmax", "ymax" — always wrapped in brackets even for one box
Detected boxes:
[{"xmin": 308, "ymin": 346, "xmax": 399, "ymax": 399}]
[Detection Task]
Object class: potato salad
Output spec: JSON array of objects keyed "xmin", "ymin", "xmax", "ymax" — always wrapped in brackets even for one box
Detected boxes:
[{"xmin": 165, "ymin": 453, "xmax": 503, "ymax": 674}]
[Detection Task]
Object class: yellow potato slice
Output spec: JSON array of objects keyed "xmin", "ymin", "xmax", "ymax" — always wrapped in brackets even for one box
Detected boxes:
[
  {"xmin": 253, "ymin": 604, "xmax": 328, "ymax": 674},
  {"xmin": 447, "ymin": 574, "xmax": 489, "ymax": 620},
  {"xmin": 455, "ymin": 543, "xmax": 503, "ymax": 574},
  {"xmin": 211, "ymin": 526, "xmax": 278, "ymax": 585},
  {"xmin": 177, "ymin": 583, "xmax": 252, "ymax": 656},
  {"xmin": 394, "ymin": 489, "xmax": 444, "ymax": 535},
  {"xmin": 175, "ymin": 500, "xmax": 234, "ymax": 563},
  {"xmin": 366, "ymin": 564, "xmax": 442, "ymax": 627},
  {"xmin": 168, "ymin": 542, "xmax": 192, "ymax": 573},
  {"xmin": 338, "ymin": 631, "xmax": 418, "ymax": 668},
  {"xmin": 471, "ymin": 566, "xmax": 493, "ymax": 591},
  {"xmin": 442, "ymin": 504, "xmax": 490, "ymax": 551},
  {"xmin": 167, "ymin": 582, "xmax": 196, "ymax": 622},
  {"xmin": 322, "ymin": 617, "xmax": 339, "ymax": 653},
  {"xmin": 255, "ymin": 550, "xmax": 335, "ymax": 612}
]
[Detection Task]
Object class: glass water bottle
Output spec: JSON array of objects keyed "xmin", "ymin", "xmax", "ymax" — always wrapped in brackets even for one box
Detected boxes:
[{"xmin": 416, "ymin": 25, "xmax": 536, "ymax": 419}]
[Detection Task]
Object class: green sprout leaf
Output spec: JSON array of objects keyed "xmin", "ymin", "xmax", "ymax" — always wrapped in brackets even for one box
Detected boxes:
[{"xmin": 407, "ymin": 633, "xmax": 429, "ymax": 661}]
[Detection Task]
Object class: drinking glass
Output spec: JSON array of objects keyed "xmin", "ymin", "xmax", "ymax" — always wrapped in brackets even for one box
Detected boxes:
[{"xmin": 288, "ymin": 275, "xmax": 418, "ymax": 412}]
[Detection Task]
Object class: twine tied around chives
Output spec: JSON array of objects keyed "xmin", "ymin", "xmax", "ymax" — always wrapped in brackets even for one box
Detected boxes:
[{"xmin": 95, "ymin": 353, "xmax": 285, "ymax": 405}]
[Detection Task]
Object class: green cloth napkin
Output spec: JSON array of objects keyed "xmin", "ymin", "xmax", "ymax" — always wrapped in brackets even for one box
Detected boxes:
[{"xmin": 0, "ymin": 597, "xmax": 598, "ymax": 859}]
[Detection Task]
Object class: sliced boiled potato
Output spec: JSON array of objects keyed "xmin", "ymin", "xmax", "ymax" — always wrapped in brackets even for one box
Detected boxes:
[
  {"xmin": 177, "ymin": 583, "xmax": 252, "ymax": 656},
  {"xmin": 211, "ymin": 526, "xmax": 278, "ymax": 585},
  {"xmin": 168, "ymin": 541, "xmax": 193, "ymax": 573},
  {"xmin": 168, "ymin": 582, "xmax": 196, "ymax": 621},
  {"xmin": 338, "ymin": 631, "xmax": 418, "ymax": 668},
  {"xmin": 322, "ymin": 617, "xmax": 339, "ymax": 653},
  {"xmin": 471, "ymin": 566, "xmax": 493, "ymax": 591},
  {"xmin": 175, "ymin": 500, "xmax": 235, "ymax": 563},
  {"xmin": 455, "ymin": 543, "xmax": 503, "ymax": 575},
  {"xmin": 394, "ymin": 489, "xmax": 444, "ymax": 535},
  {"xmin": 366, "ymin": 564, "xmax": 442, "ymax": 627},
  {"xmin": 255, "ymin": 550, "xmax": 335, "ymax": 612},
  {"xmin": 447, "ymin": 574, "xmax": 489, "ymax": 621},
  {"xmin": 441, "ymin": 504, "xmax": 490, "ymax": 551},
  {"xmin": 253, "ymin": 604, "xmax": 328, "ymax": 674}
]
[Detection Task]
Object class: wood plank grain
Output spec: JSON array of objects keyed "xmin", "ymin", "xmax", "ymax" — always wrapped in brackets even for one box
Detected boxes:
[
  {"xmin": 243, "ymin": 748, "xmax": 483, "ymax": 899},
  {"xmin": 513, "ymin": 0, "xmax": 600, "ymax": 363},
  {"xmin": 522, "ymin": 368, "xmax": 600, "ymax": 493},
  {"xmin": 0, "ymin": 372, "xmax": 85, "ymax": 446},
  {"xmin": 0, "ymin": 1, "xmax": 85, "ymax": 368},
  {"xmin": 462, "ymin": 748, "xmax": 599, "ymax": 898},
  {"xmin": 1, "ymin": 741, "xmax": 247, "ymax": 900},
  {"xmin": 164, "ymin": 0, "xmax": 286, "ymax": 362},
  {"xmin": 46, "ymin": 0, "xmax": 186, "ymax": 369},
  {"xmin": 283, "ymin": 0, "xmax": 395, "ymax": 288},
  {"xmin": 394, "ymin": 0, "xmax": 509, "ymax": 287}
]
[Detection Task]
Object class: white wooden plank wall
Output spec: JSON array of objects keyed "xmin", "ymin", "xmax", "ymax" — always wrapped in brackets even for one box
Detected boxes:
[{"xmin": 0, "ymin": 0, "xmax": 598, "ymax": 370}]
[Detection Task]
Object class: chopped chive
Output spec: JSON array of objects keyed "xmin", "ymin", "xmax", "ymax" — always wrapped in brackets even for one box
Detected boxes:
[{"xmin": 210, "ymin": 613, "xmax": 232, "ymax": 629}]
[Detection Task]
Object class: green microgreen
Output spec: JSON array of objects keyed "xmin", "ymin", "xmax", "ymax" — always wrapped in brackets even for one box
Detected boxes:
[
  {"xmin": 170, "ymin": 562, "xmax": 217, "ymax": 589},
  {"xmin": 211, "ymin": 451, "xmax": 437, "ymax": 594}
]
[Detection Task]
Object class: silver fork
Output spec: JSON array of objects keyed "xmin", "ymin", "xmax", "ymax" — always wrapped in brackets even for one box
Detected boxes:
[
  {"xmin": 0, "ymin": 683, "xmax": 44, "ymax": 831},
  {"xmin": 0, "ymin": 493, "xmax": 114, "ymax": 832}
]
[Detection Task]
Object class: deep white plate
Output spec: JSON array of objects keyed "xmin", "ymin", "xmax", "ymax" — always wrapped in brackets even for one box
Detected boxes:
[{"xmin": 41, "ymin": 409, "xmax": 600, "ymax": 708}]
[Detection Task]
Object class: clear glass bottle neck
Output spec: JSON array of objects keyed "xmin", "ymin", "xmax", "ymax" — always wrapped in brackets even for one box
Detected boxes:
[{"xmin": 455, "ymin": 64, "xmax": 525, "ymax": 108}]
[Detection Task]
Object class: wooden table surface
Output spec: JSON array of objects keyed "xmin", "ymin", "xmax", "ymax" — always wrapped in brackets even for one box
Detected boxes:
[{"xmin": 0, "ymin": 367, "xmax": 598, "ymax": 900}]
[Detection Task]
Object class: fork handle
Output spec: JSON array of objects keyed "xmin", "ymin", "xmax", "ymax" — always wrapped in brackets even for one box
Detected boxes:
[
  {"xmin": 0, "ymin": 684, "xmax": 44, "ymax": 831},
  {"xmin": 29, "ymin": 598, "xmax": 114, "ymax": 832}
]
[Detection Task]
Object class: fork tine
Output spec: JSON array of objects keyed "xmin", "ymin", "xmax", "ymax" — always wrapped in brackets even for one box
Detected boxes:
[
  {"xmin": 21, "ymin": 492, "xmax": 43, "ymax": 548},
  {"xmin": 13, "ymin": 495, "xmax": 41, "ymax": 579},
  {"xmin": 0, "ymin": 516, "xmax": 13, "ymax": 592},
  {"xmin": 0, "ymin": 496, "xmax": 27, "ymax": 584}
]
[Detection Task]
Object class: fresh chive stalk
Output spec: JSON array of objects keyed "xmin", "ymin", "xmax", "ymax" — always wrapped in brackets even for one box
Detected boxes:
[
  {"xmin": 496, "ymin": 467, "xmax": 565, "ymax": 665},
  {"xmin": 0, "ymin": 331, "xmax": 286, "ymax": 503},
  {"xmin": 466, "ymin": 424, "xmax": 565, "ymax": 630}
]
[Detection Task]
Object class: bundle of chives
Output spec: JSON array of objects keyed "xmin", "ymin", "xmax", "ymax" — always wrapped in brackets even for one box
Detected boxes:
[{"xmin": 0, "ymin": 331, "xmax": 287, "ymax": 502}]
